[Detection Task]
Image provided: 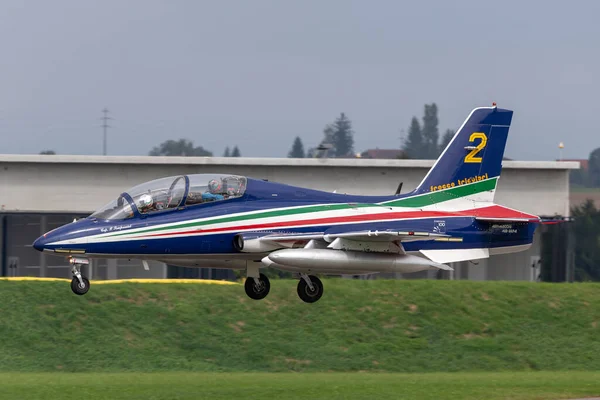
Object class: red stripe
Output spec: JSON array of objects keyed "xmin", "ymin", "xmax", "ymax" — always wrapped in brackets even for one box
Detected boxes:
[
  {"xmin": 137, "ymin": 205, "xmax": 538, "ymax": 239},
  {"xmin": 140, "ymin": 211, "xmax": 447, "ymax": 238},
  {"xmin": 456, "ymin": 205, "xmax": 539, "ymax": 220}
]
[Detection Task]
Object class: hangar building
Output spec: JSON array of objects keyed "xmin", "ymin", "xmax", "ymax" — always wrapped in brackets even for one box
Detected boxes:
[{"xmin": 0, "ymin": 155, "xmax": 578, "ymax": 281}]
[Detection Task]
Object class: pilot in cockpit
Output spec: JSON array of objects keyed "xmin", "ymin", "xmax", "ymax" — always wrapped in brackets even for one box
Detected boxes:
[
  {"xmin": 137, "ymin": 193, "xmax": 154, "ymax": 213},
  {"xmin": 202, "ymin": 179, "xmax": 225, "ymax": 201}
]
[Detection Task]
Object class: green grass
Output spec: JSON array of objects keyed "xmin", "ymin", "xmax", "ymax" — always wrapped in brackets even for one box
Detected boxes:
[
  {"xmin": 0, "ymin": 279, "xmax": 599, "ymax": 373},
  {"xmin": 0, "ymin": 372, "xmax": 599, "ymax": 400}
]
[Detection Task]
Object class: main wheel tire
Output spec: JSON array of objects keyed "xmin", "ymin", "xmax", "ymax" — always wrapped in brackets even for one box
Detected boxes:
[
  {"xmin": 244, "ymin": 273, "xmax": 270, "ymax": 300},
  {"xmin": 70, "ymin": 276, "xmax": 90, "ymax": 295},
  {"xmin": 297, "ymin": 275, "xmax": 323, "ymax": 303}
]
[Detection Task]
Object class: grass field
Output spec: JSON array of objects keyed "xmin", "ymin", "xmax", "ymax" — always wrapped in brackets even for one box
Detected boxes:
[
  {"xmin": 0, "ymin": 278, "xmax": 599, "ymax": 373},
  {"xmin": 0, "ymin": 372, "xmax": 598, "ymax": 400}
]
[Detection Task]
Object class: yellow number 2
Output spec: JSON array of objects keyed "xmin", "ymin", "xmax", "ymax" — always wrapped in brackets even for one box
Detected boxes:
[{"xmin": 464, "ymin": 132, "xmax": 487, "ymax": 163}]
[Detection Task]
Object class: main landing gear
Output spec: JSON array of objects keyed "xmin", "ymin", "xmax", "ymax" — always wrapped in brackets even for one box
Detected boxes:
[
  {"xmin": 69, "ymin": 257, "xmax": 90, "ymax": 296},
  {"xmin": 244, "ymin": 273, "xmax": 270, "ymax": 300},
  {"xmin": 242, "ymin": 270, "xmax": 324, "ymax": 303},
  {"xmin": 297, "ymin": 274, "xmax": 323, "ymax": 303}
]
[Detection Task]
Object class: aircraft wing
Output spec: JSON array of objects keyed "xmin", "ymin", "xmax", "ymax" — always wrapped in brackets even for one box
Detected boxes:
[
  {"xmin": 261, "ymin": 230, "xmax": 454, "ymax": 244},
  {"xmin": 254, "ymin": 230, "xmax": 459, "ymax": 270},
  {"xmin": 259, "ymin": 232, "xmax": 325, "ymax": 242},
  {"xmin": 250, "ymin": 230, "xmax": 462, "ymax": 256},
  {"xmin": 324, "ymin": 230, "xmax": 452, "ymax": 242}
]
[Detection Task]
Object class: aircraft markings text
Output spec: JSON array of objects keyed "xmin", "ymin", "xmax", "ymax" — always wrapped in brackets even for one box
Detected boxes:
[
  {"xmin": 464, "ymin": 132, "xmax": 487, "ymax": 163},
  {"xmin": 429, "ymin": 173, "xmax": 489, "ymax": 192}
]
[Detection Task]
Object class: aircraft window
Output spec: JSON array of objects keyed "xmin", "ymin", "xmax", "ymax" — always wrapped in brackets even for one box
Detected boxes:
[
  {"xmin": 186, "ymin": 174, "xmax": 246, "ymax": 206},
  {"xmin": 126, "ymin": 176, "xmax": 187, "ymax": 214},
  {"xmin": 90, "ymin": 195, "xmax": 134, "ymax": 220}
]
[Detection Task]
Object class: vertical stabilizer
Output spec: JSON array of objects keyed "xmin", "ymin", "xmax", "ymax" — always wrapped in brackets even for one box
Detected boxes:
[{"xmin": 413, "ymin": 106, "xmax": 513, "ymax": 205}]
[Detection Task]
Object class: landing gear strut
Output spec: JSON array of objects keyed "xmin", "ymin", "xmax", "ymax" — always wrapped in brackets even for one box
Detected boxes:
[
  {"xmin": 297, "ymin": 274, "xmax": 323, "ymax": 303},
  {"xmin": 244, "ymin": 273, "xmax": 270, "ymax": 300},
  {"xmin": 69, "ymin": 258, "xmax": 90, "ymax": 296}
]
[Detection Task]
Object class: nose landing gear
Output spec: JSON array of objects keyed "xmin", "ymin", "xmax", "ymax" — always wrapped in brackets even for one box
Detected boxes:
[{"xmin": 69, "ymin": 257, "xmax": 90, "ymax": 295}]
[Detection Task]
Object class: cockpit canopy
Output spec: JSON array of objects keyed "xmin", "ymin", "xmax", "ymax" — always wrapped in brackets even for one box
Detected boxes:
[{"xmin": 90, "ymin": 174, "xmax": 247, "ymax": 220}]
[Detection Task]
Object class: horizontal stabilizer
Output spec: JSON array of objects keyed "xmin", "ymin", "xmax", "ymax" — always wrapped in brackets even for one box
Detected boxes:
[{"xmin": 420, "ymin": 248, "xmax": 489, "ymax": 264}]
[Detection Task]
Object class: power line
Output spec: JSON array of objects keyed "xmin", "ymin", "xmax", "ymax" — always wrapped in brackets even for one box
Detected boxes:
[{"xmin": 101, "ymin": 108, "xmax": 112, "ymax": 156}]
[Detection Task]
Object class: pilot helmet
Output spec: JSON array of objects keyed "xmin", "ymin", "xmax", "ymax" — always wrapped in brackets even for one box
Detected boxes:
[
  {"xmin": 208, "ymin": 179, "xmax": 222, "ymax": 193},
  {"xmin": 138, "ymin": 194, "xmax": 153, "ymax": 209}
]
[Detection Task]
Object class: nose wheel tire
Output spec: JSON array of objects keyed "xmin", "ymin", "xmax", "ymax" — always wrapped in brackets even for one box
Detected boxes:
[
  {"xmin": 244, "ymin": 273, "xmax": 270, "ymax": 300},
  {"xmin": 297, "ymin": 275, "xmax": 323, "ymax": 303},
  {"xmin": 71, "ymin": 276, "xmax": 90, "ymax": 295}
]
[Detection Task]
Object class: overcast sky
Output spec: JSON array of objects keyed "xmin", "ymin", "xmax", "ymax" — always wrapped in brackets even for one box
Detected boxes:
[{"xmin": 1, "ymin": 0, "xmax": 598, "ymax": 160}]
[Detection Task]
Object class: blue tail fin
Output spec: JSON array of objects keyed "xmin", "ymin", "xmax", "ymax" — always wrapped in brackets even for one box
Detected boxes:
[{"xmin": 414, "ymin": 106, "xmax": 513, "ymax": 197}]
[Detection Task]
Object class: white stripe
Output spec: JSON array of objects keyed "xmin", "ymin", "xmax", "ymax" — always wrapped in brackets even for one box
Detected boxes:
[{"xmin": 49, "ymin": 215, "xmax": 469, "ymax": 245}]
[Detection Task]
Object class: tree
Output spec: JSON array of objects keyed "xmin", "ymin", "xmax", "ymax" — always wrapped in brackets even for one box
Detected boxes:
[
  {"xmin": 312, "ymin": 126, "xmax": 334, "ymax": 158},
  {"xmin": 288, "ymin": 136, "xmax": 305, "ymax": 158},
  {"xmin": 569, "ymin": 167, "xmax": 588, "ymax": 188},
  {"xmin": 588, "ymin": 147, "xmax": 600, "ymax": 187},
  {"xmin": 322, "ymin": 125, "xmax": 335, "ymax": 147},
  {"xmin": 231, "ymin": 146, "xmax": 241, "ymax": 157},
  {"xmin": 439, "ymin": 129, "xmax": 454, "ymax": 154},
  {"xmin": 330, "ymin": 113, "xmax": 354, "ymax": 157},
  {"xmin": 39, "ymin": 150, "xmax": 56, "ymax": 155},
  {"xmin": 223, "ymin": 147, "xmax": 231, "ymax": 157},
  {"xmin": 317, "ymin": 113, "xmax": 354, "ymax": 158},
  {"xmin": 570, "ymin": 199, "xmax": 600, "ymax": 281},
  {"xmin": 541, "ymin": 199, "xmax": 600, "ymax": 282},
  {"xmin": 402, "ymin": 104, "xmax": 458, "ymax": 159},
  {"xmin": 402, "ymin": 117, "xmax": 424, "ymax": 159},
  {"xmin": 421, "ymin": 103, "xmax": 439, "ymax": 159},
  {"xmin": 148, "ymin": 139, "xmax": 212, "ymax": 156}
]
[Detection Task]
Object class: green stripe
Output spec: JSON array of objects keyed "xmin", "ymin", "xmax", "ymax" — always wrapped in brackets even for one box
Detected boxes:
[
  {"xmin": 107, "ymin": 177, "xmax": 498, "ymax": 238},
  {"xmin": 109, "ymin": 203, "xmax": 373, "ymax": 237},
  {"xmin": 382, "ymin": 177, "xmax": 498, "ymax": 207}
]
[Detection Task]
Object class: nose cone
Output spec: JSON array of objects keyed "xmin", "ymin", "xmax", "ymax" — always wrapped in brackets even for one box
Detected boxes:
[
  {"xmin": 33, "ymin": 235, "xmax": 47, "ymax": 252},
  {"xmin": 33, "ymin": 236, "xmax": 46, "ymax": 251},
  {"xmin": 33, "ymin": 219, "xmax": 93, "ymax": 253},
  {"xmin": 33, "ymin": 228, "xmax": 63, "ymax": 252},
  {"xmin": 33, "ymin": 226, "xmax": 68, "ymax": 252}
]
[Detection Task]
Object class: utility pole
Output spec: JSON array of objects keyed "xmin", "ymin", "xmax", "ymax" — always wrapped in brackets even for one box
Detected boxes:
[{"xmin": 101, "ymin": 108, "xmax": 111, "ymax": 156}]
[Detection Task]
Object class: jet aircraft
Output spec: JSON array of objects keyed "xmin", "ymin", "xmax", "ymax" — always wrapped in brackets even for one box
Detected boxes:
[{"xmin": 33, "ymin": 105, "xmax": 540, "ymax": 303}]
